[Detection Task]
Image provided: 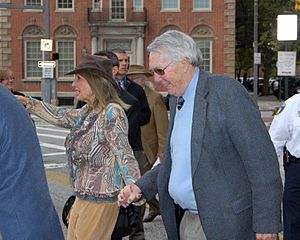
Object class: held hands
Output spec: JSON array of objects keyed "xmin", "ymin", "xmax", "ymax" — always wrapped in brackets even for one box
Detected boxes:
[
  {"xmin": 256, "ymin": 233, "xmax": 277, "ymax": 240},
  {"xmin": 118, "ymin": 183, "xmax": 142, "ymax": 207}
]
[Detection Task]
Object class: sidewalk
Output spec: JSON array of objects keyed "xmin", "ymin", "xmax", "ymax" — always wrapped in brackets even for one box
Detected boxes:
[{"xmin": 257, "ymin": 95, "xmax": 284, "ymax": 128}]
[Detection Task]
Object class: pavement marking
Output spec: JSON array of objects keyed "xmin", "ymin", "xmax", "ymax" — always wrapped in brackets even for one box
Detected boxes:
[
  {"xmin": 46, "ymin": 170, "xmax": 70, "ymax": 185},
  {"xmin": 36, "ymin": 126, "xmax": 70, "ymax": 133},
  {"xmin": 37, "ymin": 133, "xmax": 66, "ymax": 139},
  {"xmin": 43, "ymin": 152, "xmax": 66, "ymax": 157},
  {"xmin": 44, "ymin": 163, "xmax": 67, "ymax": 169},
  {"xmin": 40, "ymin": 142, "xmax": 66, "ymax": 151}
]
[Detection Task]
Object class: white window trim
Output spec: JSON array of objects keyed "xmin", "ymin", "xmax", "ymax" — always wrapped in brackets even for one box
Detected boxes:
[
  {"xmin": 24, "ymin": 40, "xmax": 43, "ymax": 80},
  {"xmin": 92, "ymin": 0, "xmax": 103, "ymax": 12},
  {"xmin": 55, "ymin": 40, "xmax": 76, "ymax": 80},
  {"xmin": 133, "ymin": 0, "xmax": 143, "ymax": 12},
  {"xmin": 208, "ymin": 40, "xmax": 212, "ymax": 72},
  {"xmin": 201, "ymin": 40, "xmax": 213, "ymax": 73},
  {"xmin": 110, "ymin": 0, "xmax": 127, "ymax": 22},
  {"xmin": 161, "ymin": 0, "xmax": 180, "ymax": 12},
  {"xmin": 192, "ymin": 0, "xmax": 211, "ymax": 12},
  {"xmin": 55, "ymin": 0, "xmax": 74, "ymax": 12},
  {"xmin": 23, "ymin": 0, "xmax": 43, "ymax": 12},
  {"xmin": 24, "ymin": 0, "xmax": 43, "ymax": 6}
]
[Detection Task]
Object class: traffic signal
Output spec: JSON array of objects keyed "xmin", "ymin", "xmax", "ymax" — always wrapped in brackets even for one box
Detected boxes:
[
  {"xmin": 295, "ymin": 0, "xmax": 300, "ymax": 11},
  {"xmin": 50, "ymin": 52, "xmax": 59, "ymax": 61}
]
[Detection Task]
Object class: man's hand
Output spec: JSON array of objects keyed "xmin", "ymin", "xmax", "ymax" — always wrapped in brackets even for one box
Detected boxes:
[
  {"xmin": 118, "ymin": 183, "xmax": 142, "ymax": 207},
  {"xmin": 256, "ymin": 233, "xmax": 277, "ymax": 240}
]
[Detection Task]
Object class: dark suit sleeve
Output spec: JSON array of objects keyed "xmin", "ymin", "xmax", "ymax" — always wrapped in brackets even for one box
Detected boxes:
[
  {"xmin": 127, "ymin": 79, "xmax": 151, "ymax": 126},
  {"xmin": 136, "ymin": 164, "xmax": 160, "ymax": 200},
  {"xmin": 138, "ymin": 88, "xmax": 151, "ymax": 126}
]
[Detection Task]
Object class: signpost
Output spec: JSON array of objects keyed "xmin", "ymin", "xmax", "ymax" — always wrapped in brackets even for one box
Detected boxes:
[
  {"xmin": 277, "ymin": 51, "xmax": 297, "ymax": 76},
  {"xmin": 38, "ymin": 61, "xmax": 56, "ymax": 68},
  {"xmin": 277, "ymin": 14, "xmax": 298, "ymax": 100},
  {"xmin": 0, "ymin": 1, "xmax": 56, "ymax": 104}
]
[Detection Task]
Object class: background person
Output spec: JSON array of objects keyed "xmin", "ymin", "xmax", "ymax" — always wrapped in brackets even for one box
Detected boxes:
[
  {"xmin": 126, "ymin": 64, "xmax": 169, "ymax": 223},
  {"xmin": 269, "ymin": 93, "xmax": 300, "ymax": 240},
  {"xmin": 17, "ymin": 55, "xmax": 141, "ymax": 240},
  {"xmin": 113, "ymin": 49, "xmax": 151, "ymax": 240},
  {"xmin": 118, "ymin": 30, "xmax": 282, "ymax": 240},
  {"xmin": 0, "ymin": 68, "xmax": 25, "ymax": 96},
  {"xmin": 0, "ymin": 85, "xmax": 64, "ymax": 240},
  {"xmin": 0, "ymin": 69, "xmax": 34, "ymax": 124}
]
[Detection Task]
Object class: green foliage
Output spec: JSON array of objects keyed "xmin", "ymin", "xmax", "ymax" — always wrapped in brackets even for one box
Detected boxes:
[{"xmin": 236, "ymin": 0, "xmax": 297, "ymax": 86}]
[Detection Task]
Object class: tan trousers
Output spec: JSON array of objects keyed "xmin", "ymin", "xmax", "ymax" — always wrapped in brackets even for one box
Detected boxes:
[
  {"xmin": 180, "ymin": 211, "xmax": 207, "ymax": 240},
  {"xmin": 67, "ymin": 197, "xmax": 119, "ymax": 240}
]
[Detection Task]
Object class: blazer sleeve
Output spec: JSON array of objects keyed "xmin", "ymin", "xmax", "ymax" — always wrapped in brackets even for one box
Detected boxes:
[
  {"xmin": 219, "ymin": 79, "xmax": 282, "ymax": 233},
  {"xmin": 136, "ymin": 164, "xmax": 160, "ymax": 200}
]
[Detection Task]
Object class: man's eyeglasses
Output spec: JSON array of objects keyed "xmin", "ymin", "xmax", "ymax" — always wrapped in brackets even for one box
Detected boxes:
[{"xmin": 149, "ymin": 62, "xmax": 172, "ymax": 76}]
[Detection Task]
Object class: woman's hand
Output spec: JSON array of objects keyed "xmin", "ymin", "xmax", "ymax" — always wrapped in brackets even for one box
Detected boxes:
[
  {"xmin": 118, "ymin": 184, "xmax": 142, "ymax": 207},
  {"xmin": 15, "ymin": 95, "xmax": 29, "ymax": 105}
]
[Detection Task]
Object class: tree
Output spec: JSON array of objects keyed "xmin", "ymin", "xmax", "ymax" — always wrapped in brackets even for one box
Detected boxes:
[{"xmin": 236, "ymin": 0, "xmax": 295, "ymax": 95}]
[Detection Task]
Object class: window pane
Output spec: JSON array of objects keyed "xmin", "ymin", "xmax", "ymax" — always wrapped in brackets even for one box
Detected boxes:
[
  {"xmin": 195, "ymin": 39, "xmax": 211, "ymax": 72},
  {"xmin": 134, "ymin": 0, "xmax": 142, "ymax": 9},
  {"xmin": 57, "ymin": 0, "xmax": 73, "ymax": 9},
  {"xmin": 94, "ymin": 0, "xmax": 102, "ymax": 9},
  {"xmin": 26, "ymin": 0, "xmax": 42, "ymax": 6},
  {"xmin": 194, "ymin": 0, "xmax": 209, "ymax": 9},
  {"xmin": 163, "ymin": 0, "xmax": 178, "ymax": 9},
  {"xmin": 57, "ymin": 41, "xmax": 75, "ymax": 77},
  {"xmin": 111, "ymin": 0, "xmax": 125, "ymax": 19},
  {"xmin": 26, "ymin": 41, "xmax": 42, "ymax": 78}
]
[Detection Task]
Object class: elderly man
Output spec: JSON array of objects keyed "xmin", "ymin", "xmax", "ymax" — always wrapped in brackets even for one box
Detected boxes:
[
  {"xmin": 0, "ymin": 85, "xmax": 64, "ymax": 239},
  {"xmin": 118, "ymin": 30, "xmax": 282, "ymax": 240}
]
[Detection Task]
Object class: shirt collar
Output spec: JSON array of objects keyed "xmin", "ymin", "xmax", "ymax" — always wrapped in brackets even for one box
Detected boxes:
[{"xmin": 182, "ymin": 67, "xmax": 200, "ymax": 101}]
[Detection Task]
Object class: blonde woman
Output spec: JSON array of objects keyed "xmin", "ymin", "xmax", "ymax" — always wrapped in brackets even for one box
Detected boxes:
[{"xmin": 17, "ymin": 55, "xmax": 141, "ymax": 240}]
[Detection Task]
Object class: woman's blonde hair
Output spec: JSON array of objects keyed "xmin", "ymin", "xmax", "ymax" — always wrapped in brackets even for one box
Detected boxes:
[{"xmin": 78, "ymin": 69, "xmax": 128, "ymax": 111}]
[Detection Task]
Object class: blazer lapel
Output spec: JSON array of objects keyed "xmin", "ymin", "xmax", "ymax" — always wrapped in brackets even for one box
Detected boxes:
[{"xmin": 191, "ymin": 70, "xmax": 209, "ymax": 176}]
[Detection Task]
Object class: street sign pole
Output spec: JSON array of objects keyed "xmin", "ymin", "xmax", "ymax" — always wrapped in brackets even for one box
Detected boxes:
[
  {"xmin": 253, "ymin": 0, "xmax": 258, "ymax": 105},
  {"xmin": 41, "ymin": 0, "xmax": 52, "ymax": 103},
  {"xmin": 0, "ymin": 2, "xmax": 57, "ymax": 104},
  {"xmin": 284, "ymin": 42, "xmax": 289, "ymax": 100}
]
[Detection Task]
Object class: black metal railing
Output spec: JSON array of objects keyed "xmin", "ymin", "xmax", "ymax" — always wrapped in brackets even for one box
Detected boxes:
[{"xmin": 88, "ymin": 8, "xmax": 147, "ymax": 23}]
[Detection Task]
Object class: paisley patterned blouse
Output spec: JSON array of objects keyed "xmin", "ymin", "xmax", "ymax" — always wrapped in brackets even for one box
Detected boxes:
[{"xmin": 26, "ymin": 98, "xmax": 140, "ymax": 202}]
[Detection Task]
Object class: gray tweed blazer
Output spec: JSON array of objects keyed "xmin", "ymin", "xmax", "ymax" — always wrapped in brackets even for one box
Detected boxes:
[{"xmin": 136, "ymin": 70, "xmax": 282, "ymax": 240}]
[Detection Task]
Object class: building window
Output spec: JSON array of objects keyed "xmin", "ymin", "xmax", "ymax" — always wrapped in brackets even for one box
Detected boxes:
[
  {"xmin": 93, "ymin": 0, "xmax": 102, "ymax": 10},
  {"xmin": 162, "ymin": 0, "xmax": 179, "ymax": 10},
  {"xmin": 134, "ymin": 0, "xmax": 143, "ymax": 11},
  {"xmin": 111, "ymin": 0, "xmax": 125, "ymax": 20},
  {"xmin": 57, "ymin": 41, "xmax": 75, "ymax": 78},
  {"xmin": 57, "ymin": 0, "xmax": 73, "ymax": 10},
  {"xmin": 25, "ymin": 0, "xmax": 42, "ymax": 6},
  {"xmin": 25, "ymin": 41, "xmax": 43, "ymax": 78},
  {"xmin": 193, "ymin": 0, "xmax": 210, "ymax": 10},
  {"xmin": 195, "ymin": 39, "xmax": 212, "ymax": 72}
]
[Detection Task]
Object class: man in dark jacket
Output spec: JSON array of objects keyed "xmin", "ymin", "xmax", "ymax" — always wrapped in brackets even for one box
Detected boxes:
[{"xmin": 0, "ymin": 85, "xmax": 64, "ymax": 239}]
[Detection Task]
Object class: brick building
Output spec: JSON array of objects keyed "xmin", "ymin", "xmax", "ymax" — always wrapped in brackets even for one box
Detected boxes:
[{"xmin": 0, "ymin": 0, "xmax": 235, "ymax": 105}]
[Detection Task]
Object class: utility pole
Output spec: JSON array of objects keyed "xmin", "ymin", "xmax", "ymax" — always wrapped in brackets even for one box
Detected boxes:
[
  {"xmin": 253, "ymin": 0, "xmax": 259, "ymax": 105},
  {"xmin": 41, "ymin": 0, "xmax": 52, "ymax": 104}
]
